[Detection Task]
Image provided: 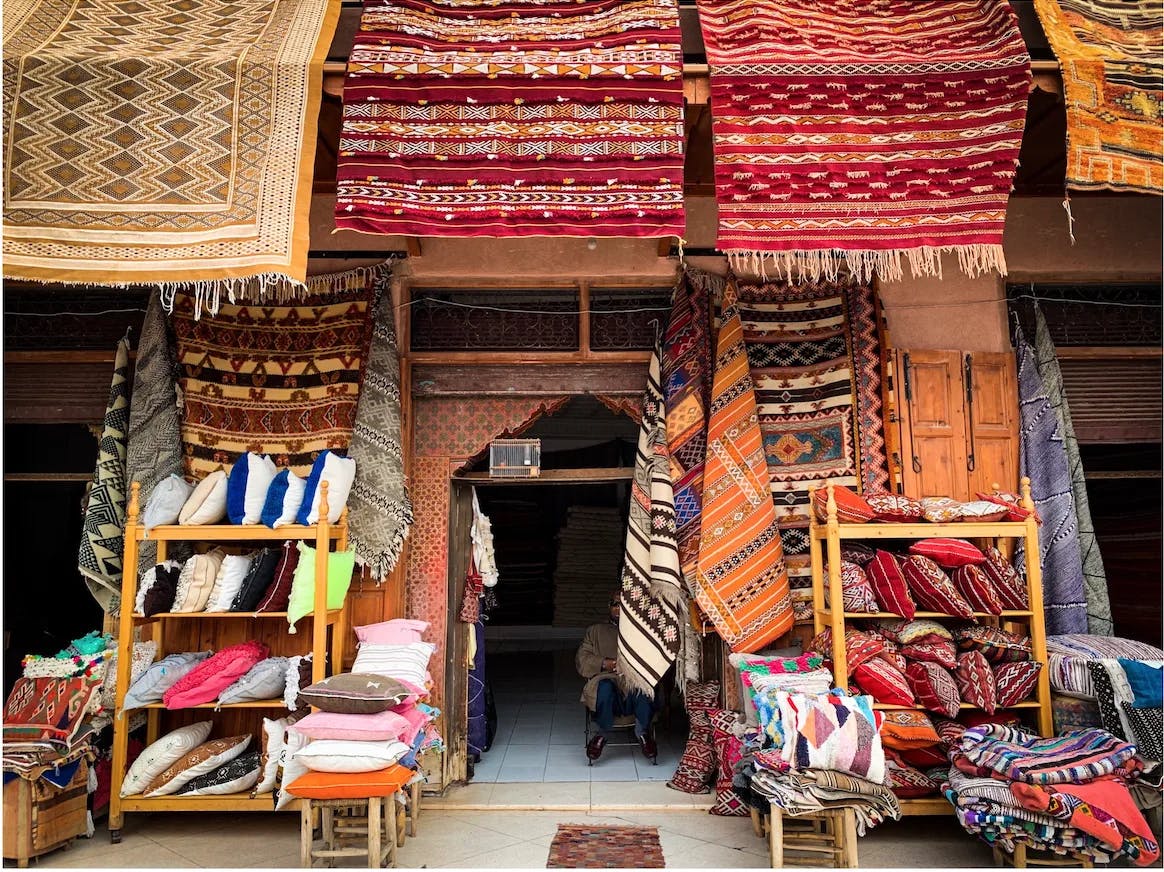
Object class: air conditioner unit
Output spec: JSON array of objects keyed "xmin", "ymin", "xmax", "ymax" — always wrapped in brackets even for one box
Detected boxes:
[{"xmin": 489, "ymin": 439, "xmax": 541, "ymax": 478}]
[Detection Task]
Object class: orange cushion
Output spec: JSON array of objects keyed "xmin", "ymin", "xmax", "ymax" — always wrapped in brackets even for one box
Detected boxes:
[{"xmin": 286, "ymin": 764, "xmax": 412, "ymax": 799}]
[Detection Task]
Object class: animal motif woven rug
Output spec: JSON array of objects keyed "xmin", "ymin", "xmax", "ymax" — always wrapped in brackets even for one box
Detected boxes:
[
  {"xmin": 1033, "ymin": 0, "xmax": 1163, "ymax": 194},
  {"xmin": 546, "ymin": 825, "xmax": 665, "ymax": 868},
  {"xmin": 695, "ymin": 277, "xmax": 793, "ymax": 653},
  {"xmin": 696, "ymin": 0, "xmax": 1031, "ymax": 283},
  {"xmin": 78, "ymin": 335, "xmax": 130, "ymax": 614},
  {"xmin": 2, "ymin": 0, "xmax": 339, "ymax": 299},
  {"xmin": 335, "ymin": 0, "xmax": 685, "ymax": 238},
  {"xmin": 617, "ymin": 338, "xmax": 684, "ymax": 696},
  {"xmin": 737, "ymin": 277, "xmax": 888, "ymax": 621},
  {"xmin": 173, "ymin": 265, "xmax": 382, "ymax": 482}
]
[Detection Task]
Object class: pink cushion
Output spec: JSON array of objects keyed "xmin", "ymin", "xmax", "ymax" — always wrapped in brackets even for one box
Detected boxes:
[
  {"xmin": 354, "ymin": 619, "xmax": 430, "ymax": 645},
  {"xmin": 293, "ymin": 708, "xmax": 413, "ymax": 742},
  {"xmin": 163, "ymin": 641, "xmax": 269, "ymax": 709},
  {"xmin": 908, "ymin": 538, "xmax": 986, "ymax": 569},
  {"xmin": 389, "ymin": 703, "xmax": 431, "ymax": 745}
]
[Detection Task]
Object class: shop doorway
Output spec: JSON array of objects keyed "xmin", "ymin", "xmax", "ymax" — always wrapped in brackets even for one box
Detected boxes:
[{"xmin": 445, "ymin": 397, "xmax": 688, "ymax": 785}]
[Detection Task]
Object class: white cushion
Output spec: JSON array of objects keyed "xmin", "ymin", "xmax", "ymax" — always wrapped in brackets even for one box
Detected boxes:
[
  {"xmin": 254, "ymin": 717, "xmax": 289, "ymax": 796},
  {"xmin": 141, "ymin": 474, "xmax": 192, "ymax": 531},
  {"xmin": 171, "ymin": 549, "xmax": 226, "ymax": 613},
  {"xmin": 352, "ymin": 642, "xmax": 436, "ymax": 689},
  {"xmin": 296, "ymin": 451, "xmax": 356, "ymax": 525},
  {"xmin": 217, "ymin": 657, "xmax": 289, "ymax": 705},
  {"xmin": 120, "ymin": 721, "xmax": 212, "ymax": 797},
  {"xmin": 294, "ymin": 739, "xmax": 410, "ymax": 774},
  {"xmin": 261, "ymin": 469, "xmax": 306, "ymax": 529},
  {"xmin": 143, "ymin": 735, "xmax": 252, "ymax": 797},
  {"xmin": 204, "ymin": 554, "xmax": 254, "ymax": 613},
  {"xmin": 274, "ymin": 728, "xmax": 310, "ymax": 811},
  {"xmin": 122, "ymin": 651, "xmax": 212, "ymax": 711},
  {"xmin": 179, "ymin": 471, "xmax": 228, "ymax": 525},
  {"xmin": 227, "ymin": 453, "xmax": 278, "ymax": 525},
  {"xmin": 178, "ymin": 751, "xmax": 261, "ymax": 796}
]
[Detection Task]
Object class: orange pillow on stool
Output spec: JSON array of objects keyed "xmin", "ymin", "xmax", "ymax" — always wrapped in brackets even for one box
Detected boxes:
[{"xmin": 286, "ymin": 764, "xmax": 412, "ymax": 799}]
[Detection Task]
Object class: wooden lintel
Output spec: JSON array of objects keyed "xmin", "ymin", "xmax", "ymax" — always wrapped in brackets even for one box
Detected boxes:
[
  {"xmin": 657, "ymin": 236, "xmax": 674, "ymax": 258},
  {"xmin": 452, "ymin": 467, "xmax": 633, "ymax": 483},
  {"xmin": 1054, "ymin": 346, "xmax": 1162, "ymax": 360},
  {"xmin": 405, "ymin": 236, "xmax": 422, "ymax": 257},
  {"xmin": 411, "ymin": 361, "xmax": 648, "ymax": 396}
]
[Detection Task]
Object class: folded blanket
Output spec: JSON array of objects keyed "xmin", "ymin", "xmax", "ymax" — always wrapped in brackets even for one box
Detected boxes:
[
  {"xmin": 959, "ymin": 725, "xmax": 1138, "ymax": 784},
  {"xmin": 1011, "ymin": 778, "xmax": 1160, "ymax": 866},
  {"xmin": 750, "ymin": 767, "xmax": 900, "ymax": 836},
  {"xmin": 950, "ymin": 801, "xmax": 1112, "ymax": 861}
]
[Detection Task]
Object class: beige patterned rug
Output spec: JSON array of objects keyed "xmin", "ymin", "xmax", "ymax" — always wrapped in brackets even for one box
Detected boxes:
[{"xmin": 2, "ymin": 0, "xmax": 338, "ymax": 303}]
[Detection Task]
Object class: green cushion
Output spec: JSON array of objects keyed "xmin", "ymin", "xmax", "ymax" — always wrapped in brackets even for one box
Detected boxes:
[{"xmin": 287, "ymin": 543, "xmax": 356, "ymax": 632}]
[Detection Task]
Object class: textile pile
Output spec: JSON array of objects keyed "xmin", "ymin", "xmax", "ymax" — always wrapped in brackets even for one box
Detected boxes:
[
  {"xmin": 1033, "ymin": 0, "xmax": 1163, "ymax": 194},
  {"xmin": 336, "ymin": 0, "xmax": 684, "ymax": 237},
  {"xmin": 945, "ymin": 724, "xmax": 1160, "ymax": 865},
  {"xmin": 552, "ymin": 507, "xmax": 625, "ymax": 628},
  {"xmin": 696, "ymin": 0, "xmax": 1030, "ymax": 282},
  {"xmin": 2, "ymin": 0, "xmax": 339, "ymax": 302},
  {"xmin": 737, "ymin": 277, "xmax": 888, "ymax": 621}
]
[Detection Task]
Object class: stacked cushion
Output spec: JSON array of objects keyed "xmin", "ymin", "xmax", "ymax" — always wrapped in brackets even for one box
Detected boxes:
[
  {"xmin": 866, "ymin": 551, "xmax": 916, "ymax": 620},
  {"xmin": 226, "ymin": 453, "xmax": 278, "ymax": 525},
  {"xmin": 994, "ymin": 661, "xmax": 1042, "ymax": 708},
  {"xmin": 300, "ymin": 674, "xmax": 414, "ymax": 715},
  {"xmin": 919, "ymin": 497, "xmax": 962, "ymax": 523},
  {"xmin": 287, "ymin": 544, "xmax": 357, "ymax": 630},
  {"xmin": 141, "ymin": 474, "xmax": 193, "ymax": 531},
  {"xmin": 901, "ymin": 640, "xmax": 957, "ymax": 670},
  {"xmin": 143, "ymin": 735, "xmax": 251, "ymax": 796},
  {"xmin": 879, "ymin": 709, "xmax": 940, "ymax": 750},
  {"xmin": 171, "ymin": 549, "xmax": 225, "ymax": 613},
  {"xmin": 293, "ymin": 739, "xmax": 410, "ymax": 774},
  {"xmin": 163, "ymin": 641, "xmax": 270, "ymax": 709},
  {"xmin": 351, "ymin": 641, "xmax": 436, "ymax": 690},
  {"xmin": 864, "ymin": 493, "xmax": 922, "ymax": 522},
  {"xmin": 908, "ymin": 539, "xmax": 986, "ymax": 569},
  {"xmin": 205, "ymin": 554, "xmax": 255, "ymax": 613},
  {"xmin": 906, "ymin": 662, "xmax": 961, "ymax": 719},
  {"xmin": 981, "ymin": 547, "xmax": 1029, "ymax": 609},
  {"xmin": 825, "ymin": 561, "xmax": 880, "ymax": 613},
  {"xmin": 355, "ymin": 619, "xmax": 431, "ymax": 645},
  {"xmin": 296, "ymin": 451, "xmax": 356, "ymax": 526},
  {"xmin": 255, "ymin": 541, "xmax": 299, "ymax": 612},
  {"xmin": 120, "ymin": 722, "xmax": 213, "ymax": 796},
  {"xmin": 952, "ymin": 565, "xmax": 1003, "ymax": 615},
  {"xmin": 218, "ymin": 657, "xmax": 290, "ymax": 705},
  {"xmin": 178, "ymin": 751, "xmax": 261, "ymax": 796},
  {"xmin": 954, "ymin": 651, "xmax": 997, "ymax": 714},
  {"xmin": 902, "ymin": 556, "xmax": 974, "ymax": 618},
  {"xmin": 955, "ymin": 625, "xmax": 1032, "ymax": 663},
  {"xmin": 261, "ymin": 469, "xmax": 307, "ymax": 529},
  {"xmin": 122, "ymin": 651, "xmax": 212, "ymax": 710},
  {"xmin": 231, "ymin": 549, "xmax": 282, "ymax": 612},
  {"xmin": 136, "ymin": 561, "xmax": 181, "ymax": 617},
  {"xmin": 285, "ymin": 765, "xmax": 413, "ymax": 800},
  {"xmin": 293, "ymin": 709, "xmax": 413, "ymax": 742},
  {"xmin": 178, "ymin": 470, "xmax": 228, "ymax": 525},
  {"xmin": 853, "ymin": 658, "xmax": 916, "ymax": 707},
  {"xmin": 957, "ymin": 500, "xmax": 1010, "ymax": 522},
  {"xmin": 667, "ymin": 680, "xmax": 719, "ymax": 794},
  {"xmin": 976, "ymin": 490, "xmax": 1036, "ymax": 522},
  {"xmin": 708, "ymin": 709, "xmax": 749, "ymax": 816}
]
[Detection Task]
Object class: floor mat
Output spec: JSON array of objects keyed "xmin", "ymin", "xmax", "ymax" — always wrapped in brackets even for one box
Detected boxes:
[{"xmin": 546, "ymin": 824, "xmax": 666, "ymax": 868}]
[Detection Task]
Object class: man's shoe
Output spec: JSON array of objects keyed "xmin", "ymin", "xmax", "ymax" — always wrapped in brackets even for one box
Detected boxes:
[
  {"xmin": 638, "ymin": 733, "xmax": 658, "ymax": 760},
  {"xmin": 586, "ymin": 735, "xmax": 607, "ymax": 761}
]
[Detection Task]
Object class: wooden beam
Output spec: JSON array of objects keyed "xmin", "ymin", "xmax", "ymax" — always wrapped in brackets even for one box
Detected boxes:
[
  {"xmin": 411, "ymin": 362, "xmax": 649, "ymax": 395},
  {"xmin": 453, "ymin": 468, "xmax": 633, "ymax": 483},
  {"xmin": 405, "ymin": 237, "xmax": 422, "ymax": 257},
  {"xmin": 1055, "ymin": 346, "xmax": 1162, "ymax": 360}
]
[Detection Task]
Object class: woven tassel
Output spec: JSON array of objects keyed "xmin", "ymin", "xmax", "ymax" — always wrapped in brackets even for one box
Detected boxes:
[{"xmin": 726, "ymin": 244, "xmax": 1008, "ymax": 284}]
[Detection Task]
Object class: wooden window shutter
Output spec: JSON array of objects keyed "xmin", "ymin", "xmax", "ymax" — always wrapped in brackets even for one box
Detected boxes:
[
  {"xmin": 1057, "ymin": 355, "xmax": 1163, "ymax": 444},
  {"xmin": 965, "ymin": 352, "xmax": 1019, "ymax": 498},
  {"xmin": 893, "ymin": 349, "xmax": 969, "ymax": 500}
]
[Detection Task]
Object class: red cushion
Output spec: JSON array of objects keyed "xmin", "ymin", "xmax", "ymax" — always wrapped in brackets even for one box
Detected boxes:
[
  {"xmin": 808, "ymin": 628, "xmax": 886, "ymax": 676},
  {"xmin": 885, "ymin": 753, "xmax": 941, "ymax": 798},
  {"xmin": 906, "ymin": 661, "xmax": 961, "ymax": 719},
  {"xmin": 825, "ymin": 561, "xmax": 880, "ymax": 613},
  {"xmin": 901, "ymin": 640, "xmax": 957, "ymax": 670},
  {"xmin": 980, "ymin": 547, "xmax": 1029, "ymax": 610},
  {"xmin": 993, "ymin": 661, "xmax": 1043, "ymax": 708},
  {"xmin": 908, "ymin": 538, "xmax": 986, "ymax": 569},
  {"xmin": 854, "ymin": 658, "xmax": 916, "ymax": 707},
  {"xmin": 976, "ymin": 490, "xmax": 1039, "ymax": 523},
  {"xmin": 668, "ymin": 681, "xmax": 719, "ymax": 794},
  {"xmin": 812, "ymin": 486, "xmax": 876, "ymax": 524},
  {"xmin": 866, "ymin": 551, "xmax": 916, "ymax": 620},
  {"xmin": 255, "ymin": 541, "xmax": 299, "ymax": 612},
  {"xmin": 162, "ymin": 641, "xmax": 269, "ymax": 709},
  {"xmin": 954, "ymin": 625, "xmax": 1032, "ymax": 664},
  {"xmin": 952, "ymin": 565, "xmax": 1003, "ymax": 615},
  {"xmin": 864, "ymin": 492, "xmax": 922, "ymax": 523},
  {"xmin": 899, "ymin": 745, "xmax": 948, "ymax": 768},
  {"xmin": 709, "ymin": 709, "xmax": 748, "ymax": 816},
  {"xmin": 902, "ymin": 556, "xmax": 975, "ymax": 618},
  {"xmin": 954, "ymin": 651, "xmax": 998, "ymax": 715}
]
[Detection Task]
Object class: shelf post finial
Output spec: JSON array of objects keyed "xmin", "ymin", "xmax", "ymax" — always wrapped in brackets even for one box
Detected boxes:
[
  {"xmin": 127, "ymin": 480, "xmax": 141, "ymax": 524},
  {"xmin": 1019, "ymin": 476, "xmax": 1034, "ymax": 512},
  {"xmin": 318, "ymin": 479, "xmax": 330, "ymax": 524},
  {"xmin": 825, "ymin": 481, "xmax": 838, "ymax": 526}
]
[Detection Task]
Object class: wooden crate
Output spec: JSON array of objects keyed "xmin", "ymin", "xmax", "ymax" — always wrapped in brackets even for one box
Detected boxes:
[{"xmin": 3, "ymin": 759, "xmax": 90, "ymax": 868}]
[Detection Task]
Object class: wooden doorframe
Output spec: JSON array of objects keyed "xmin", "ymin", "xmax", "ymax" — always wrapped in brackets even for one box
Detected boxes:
[{"xmin": 444, "ymin": 479, "xmax": 476, "ymax": 788}]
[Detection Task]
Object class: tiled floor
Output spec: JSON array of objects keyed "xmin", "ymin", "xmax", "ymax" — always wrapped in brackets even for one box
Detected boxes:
[
  {"xmin": 25, "ymin": 802, "xmax": 1007, "ymax": 869},
  {"xmin": 473, "ymin": 635, "xmax": 686, "ymax": 784}
]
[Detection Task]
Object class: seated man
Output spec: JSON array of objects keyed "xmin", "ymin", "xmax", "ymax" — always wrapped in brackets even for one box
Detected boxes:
[{"xmin": 575, "ymin": 593, "xmax": 656, "ymax": 761}]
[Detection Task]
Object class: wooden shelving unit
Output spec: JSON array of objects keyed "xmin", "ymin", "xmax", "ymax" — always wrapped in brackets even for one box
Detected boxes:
[
  {"xmin": 809, "ymin": 477, "xmax": 1054, "ymax": 818},
  {"xmin": 108, "ymin": 480, "xmax": 349, "ymax": 841}
]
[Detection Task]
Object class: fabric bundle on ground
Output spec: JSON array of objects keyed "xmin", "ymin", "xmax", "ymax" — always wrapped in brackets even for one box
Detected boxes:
[
  {"xmin": 78, "ymin": 336, "xmax": 131, "ymax": 613},
  {"xmin": 1028, "ymin": 303, "xmax": 1111, "ymax": 634},
  {"xmin": 335, "ymin": 0, "xmax": 685, "ymax": 237},
  {"xmin": 736, "ymin": 277, "xmax": 888, "ymax": 620},
  {"xmin": 947, "ymin": 724, "xmax": 1158, "ymax": 865},
  {"xmin": 695, "ymin": 277, "xmax": 793, "ymax": 652},
  {"xmin": 1014, "ymin": 320, "xmax": 1088, "ymax": 633},
  {"xmin": 2, "ymin": 0, "xmax": 339, "ymax": 303},
  {"xmin": 617, "ymin": 338, "xmax": 684, "ymax": 695},
  {"xmin": 173, "ymin": 266, "xmax": 380, "ymax": 482},
  {"xmin": 696, "ymin": 0, "xmax": 1030, "ymax": 282},
  {"xmin": 347, "ymin": 288, "xmax": 413, "ymax": 579},
  {"xmin": 1032, "ymin": 0, "xmax": 1163, "ymax": 194},
  {"xmin": 125, "ymin": 294, "xmax": 186, "ymax": 582}
]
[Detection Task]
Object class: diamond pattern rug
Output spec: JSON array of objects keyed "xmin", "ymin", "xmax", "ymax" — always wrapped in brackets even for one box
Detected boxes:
[{"xmin": 546, "ymin": 825, "xmax": 665, "ymax": 868}]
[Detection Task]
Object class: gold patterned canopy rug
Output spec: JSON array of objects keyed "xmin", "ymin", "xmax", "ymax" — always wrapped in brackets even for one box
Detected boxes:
[
  {"xmin": 2, "ymin": 0, "xmax": 340, "ymax": 302},
  {"xmin": 1033, "ymin": 0, "xmax": 1163, "ymax": 194}
]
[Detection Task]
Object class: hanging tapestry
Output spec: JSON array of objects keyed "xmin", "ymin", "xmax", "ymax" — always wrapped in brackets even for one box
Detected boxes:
[
  {"xmin": 2, "ymin": 0, "xmax": 339, "ymax": 300},
  {"xmin": 1030, "ymin": 303, "xmax": 1112, "ymax": 635},
  {"xmin": 335, "ymin": 0, "xmax": 685, "ymax": 238},
  {"xmin": 347, "ymin": 290, "xmax": 413, "ymax": 580},
  {"xmin": 173, "ymin": 265, "xmax": 381, "ymax": 482},
  {"xmin": 695, "ymin": 277, "xmax": 793, "ymax": 652},
  {"xmin": 467, "ymin": 619, "xmax": 487, "ymax": 761},
  {"xmin": 1014, "ymin": 320, "xmax": 1088, "ymax": 634},
  {"xmin": 1033, "ymin": 0, "xmax": 1163, "ymax": 194},
  {"xmin": 126, "ymin": 293, "xmax": 185, "ymax": 577},
  {"xmin": 78, "ymin": 336, "xmax": 130, "ymax": 614},
  {"xmin": 664, "ymin": 268, "xmax": 714, "ymax": 595},
  {"xmin": 617, "ymin": 339, "xmax": 684, "ymax": 696},
  {"xmin": 696, "ymin": 0, "xmax": 1030, "ymax": 283},
  {"xmin": 736, "ymin": 277, "xmax": 889, "ymax": 622}
]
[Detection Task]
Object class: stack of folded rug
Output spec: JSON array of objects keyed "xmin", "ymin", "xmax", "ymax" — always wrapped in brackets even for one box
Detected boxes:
[{"xmin": 945, "ymin": 724, "xmax": 1160, "ymax": 865}]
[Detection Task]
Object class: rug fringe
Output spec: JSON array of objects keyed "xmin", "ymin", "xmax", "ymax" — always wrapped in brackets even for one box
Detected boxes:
[
  {"xmin": 726, "ymin": 244, "xmax": 1007, "ymax": 284},
  {"xmin": 156, "ymin": 261, "xmax": 397, "ymax": 319}
]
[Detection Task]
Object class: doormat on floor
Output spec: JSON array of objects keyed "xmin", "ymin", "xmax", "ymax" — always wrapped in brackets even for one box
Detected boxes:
[{"xmin": 547, "ymin": 824, "xmax": 665, "ymax": 868}]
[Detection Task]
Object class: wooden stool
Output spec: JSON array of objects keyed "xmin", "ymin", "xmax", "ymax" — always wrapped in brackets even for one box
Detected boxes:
[
  {"xmin": 299, "ymin": 795, "xmax": 398, "ymax": 868},
  {"xmin": 405, "ymin": 781, "xmax": 421, "ymax": 838},
  {"xmin": 768, "ymin": 807, "xmax": 858, "ymax": 868},
  {"xmin": 992, "ymin": 844, "xmax": 1094, "ymax": 868}
]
